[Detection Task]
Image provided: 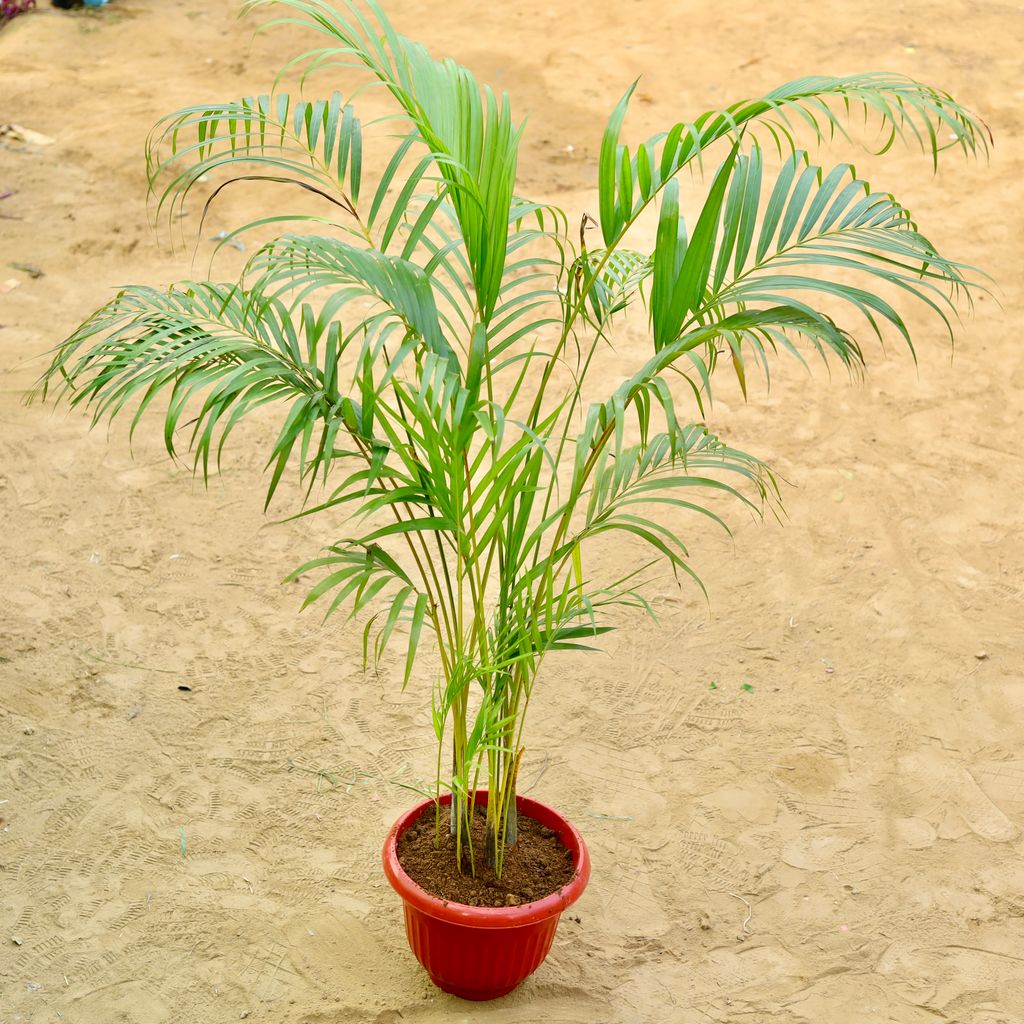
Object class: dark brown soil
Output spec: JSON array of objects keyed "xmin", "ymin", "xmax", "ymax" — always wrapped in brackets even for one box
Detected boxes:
[{"xmin": 397, "ymin": 804, "xmax": 576, "ymax": 908}]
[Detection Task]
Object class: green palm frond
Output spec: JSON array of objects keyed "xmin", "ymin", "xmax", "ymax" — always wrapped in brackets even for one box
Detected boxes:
[
  {"xmin": 147, "ymin": 91, "xmax": 364, "ymax": 221},
  {"xmin": 642, "ymin": 147, "xmax": 983, "ymax": 394},
  {"xmin": 147, "ymin": 89, "xmax": 453, "ymax": 261},
  {"xmin": 287, "ymin": 542, "xmax": 428, "ymax": 686},
  {"xmin": 244, "ymin": 233, "xmax": 456, "ymax": 360},
  {"xmin": 599, "ymin": 72, "xmax": 990, "ymax": 245},
  {"xmin": 569, "ymin": 247, "xmax": 651, "ymax": 332},
  {"xmin": 580, "ymin": 427, "xmax": 772, "ymax": 591},
  {"xmin": 39, "ymin": 281, "xmax": 362, "ymax": 507},
  {"xmin": 703, "ymin": 148, "xmax": 978, "ymax": 345},
  {"xmin": 587, "ymin": 430, "xmax": 769, "ymax": 527},
  {"xmin": 650, "ymin": 144, "xmax": 741, "ymax": 351},
  {"xmin": 245, "ymin": 0, "xmax": 523, "ymax": 325}
]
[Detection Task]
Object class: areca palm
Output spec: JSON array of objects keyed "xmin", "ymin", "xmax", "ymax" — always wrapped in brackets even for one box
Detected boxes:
[{"xmin": 38, "ymin": 0, "xmax": 987, "ymax": 875}]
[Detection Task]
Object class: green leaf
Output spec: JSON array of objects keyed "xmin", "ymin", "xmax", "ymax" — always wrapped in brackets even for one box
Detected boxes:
[
  {"xmin": 598, "ymin": 81, "xmax": 638, "ymax": 245},
  {"xmin": 404, "ymin": 593, "xmax": 429, "ymax": 689}
]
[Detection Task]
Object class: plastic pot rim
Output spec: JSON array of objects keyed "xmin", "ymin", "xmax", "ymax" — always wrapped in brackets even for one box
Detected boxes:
[{"xmin": 382, "ymin": 790, "xmax": 590, "ymax": 930}]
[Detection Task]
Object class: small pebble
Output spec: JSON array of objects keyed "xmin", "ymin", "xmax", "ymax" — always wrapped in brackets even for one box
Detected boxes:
[{"xmin": 974, "ymin": 651, "xmax": 989, "ymax": 660}]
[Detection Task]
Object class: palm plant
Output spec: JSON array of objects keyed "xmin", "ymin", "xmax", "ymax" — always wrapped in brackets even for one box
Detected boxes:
[{"xmin": 38, "ymin": 0, "xmax": 987, "ymax": 879}]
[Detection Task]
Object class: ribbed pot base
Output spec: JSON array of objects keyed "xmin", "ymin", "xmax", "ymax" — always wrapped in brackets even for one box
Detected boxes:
[{"xmin": 429, "ymin": 977, "xmax": 520, "ymax": 1000}]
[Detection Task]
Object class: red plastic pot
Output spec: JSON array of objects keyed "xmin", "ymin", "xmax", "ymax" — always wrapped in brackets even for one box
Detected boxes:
[{"xmin": 382, "ymin": 790, "xmax": 590, "ymax": 1000}]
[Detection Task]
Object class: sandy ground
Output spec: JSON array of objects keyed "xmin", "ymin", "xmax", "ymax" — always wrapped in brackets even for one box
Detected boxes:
[{"xmin": 2, "ymin": 1, "xmax": 1024, "ymax": 1021}]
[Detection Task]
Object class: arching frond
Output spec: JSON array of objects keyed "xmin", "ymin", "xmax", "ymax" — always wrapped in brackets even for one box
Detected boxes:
[
  {"xmin": 245, "ymin": 0, "xmax": 523, "ymax": 325},
  {"xmin": 147, "ymin": 92, "xmax": 364, "ymax": 224},
  {"xmin": 642, "ymin": 147, "xmax": 984, "ymax": 394},
  {"xmin": 243, "ymin": 233, "xmax": 456, "ymax": 362},
  {"xmin": 702, "ymin": 148, "xmax": 978, "ymax": 344},
  {"xmin": 38, "ymin": 282, "xmax": 360, "ymax": 506},
  {"xmin": 599, "ymin": 72, "xmax": 990, "ymax": 245},
  {"xmin": 287, "ymin": 543, "xmax": 429, "ymax": 686}
]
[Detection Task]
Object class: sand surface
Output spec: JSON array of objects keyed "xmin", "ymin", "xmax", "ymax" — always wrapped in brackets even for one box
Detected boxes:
[{"xmin": 2, "ymin": 1, "xmax": 1023, "ymax": 1021}]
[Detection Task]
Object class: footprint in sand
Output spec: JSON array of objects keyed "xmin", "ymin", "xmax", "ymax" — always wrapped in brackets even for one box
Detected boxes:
[{"xmin": 897, "ymin": 748, "xmax": 1017, "ymax": 843}]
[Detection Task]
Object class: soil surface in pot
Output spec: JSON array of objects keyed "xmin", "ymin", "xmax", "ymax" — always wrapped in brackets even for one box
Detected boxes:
[{"xmin": 397, "ymin": 804, "xmax": 576, "ymax": 907}]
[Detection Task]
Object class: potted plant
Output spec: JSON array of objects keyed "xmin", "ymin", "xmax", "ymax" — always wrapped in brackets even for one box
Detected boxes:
[{"xmin": 36, "ymin": 0, "xmax": 987, "ymax": 1001}]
